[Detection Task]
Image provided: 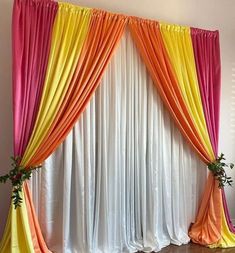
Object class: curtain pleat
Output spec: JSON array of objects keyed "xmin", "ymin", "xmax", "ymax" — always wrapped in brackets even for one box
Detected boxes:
[
  {"xmin": 191, "ymin": 28, "xmax": 221, "ymax": 155},
  {"xmin": 26, "ymin": 10, "xmax": 127, "ymax": 166},
  {"xmin": 129, "ymin": 19, "xmax": 211, "ymax": 163},
  {"xmin": 159, "ymin": 24, "xmax": 214, "ymax": 160},
  {"xmin": 1, "ymin": 0, "xmax": 227, "ymax": 251},
  {"xmin": 129, "ymin": 19, "xmax": 222, "ymax": 245},
  {"xmin": 0, "ymin": 0, "xmax": 58, "ymax": 252},
  {"xmin": 13, "ymin": 0, "xmax": 58, "ymax": 157},
  {"xmin": 191, "ymin": 28, "xmax": 235, "ymax": 248},
  {"xmin": 21, "ymin": 3, "xmax": 92, "ymax": 166},
  {"xmin": 17, "ymin": 6, "xmax": 126, "ymax": 252},
  {"xmin": 159, "ymin": 24, "xmax": 222, "ymax": 245},
  {"xmin": 30, "ymin": 30, "xmax": 206, "ymax": 253},
  {"xmin": 188, "ymin": 28, "xmax": 222, "ymax": 246},
  {"xmin": 0, "ymin": 191, "xmax": 35, "ymax": 253}
]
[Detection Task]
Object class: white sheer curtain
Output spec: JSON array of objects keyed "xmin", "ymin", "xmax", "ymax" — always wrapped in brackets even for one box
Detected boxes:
[{"xmin": 30, "ymin": 30, "xmax": 206, "ymax": 253}]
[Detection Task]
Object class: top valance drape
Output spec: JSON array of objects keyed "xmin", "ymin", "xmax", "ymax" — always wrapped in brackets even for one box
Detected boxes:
[{"xmin": 1, "ymin": 0, "xmax": 234, "ymax": 252}]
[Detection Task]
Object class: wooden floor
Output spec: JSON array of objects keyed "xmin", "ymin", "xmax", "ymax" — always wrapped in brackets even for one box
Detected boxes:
[{"xmin": 139, "ymin": 243, "xmax": 235, "ymax": 253}]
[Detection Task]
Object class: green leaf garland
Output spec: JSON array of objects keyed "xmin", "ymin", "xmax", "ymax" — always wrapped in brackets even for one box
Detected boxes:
[
  {"xmin": 0, "ymin": 157, "xmax": 41, "ymax": 208},
  {"xmin": 208, "ymin": 153, "xmax": 234, "ymax": 188}
]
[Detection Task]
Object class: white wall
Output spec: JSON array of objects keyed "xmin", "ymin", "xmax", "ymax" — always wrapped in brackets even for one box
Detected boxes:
[{"xmin": 0, "ymin": 0, "xmax": 235, "ymax": 238}]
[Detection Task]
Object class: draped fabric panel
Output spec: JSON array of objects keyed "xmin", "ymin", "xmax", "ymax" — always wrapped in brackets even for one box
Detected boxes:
[
  {"xmin": 1, "ymin": 2, "xmax": 127, "ymax": 252},
  {"xmin": 0, "ymin": 191, "xmax": 35, "ymax": 253},
  {"xmin": 26, "ymin": 10, "xmax": 127, "ymax": 166},
  {"xmin": 188, "ymin": 28, "xmax": 222, "ymax": 246},
  {"xmin": 191, "ymin": 29, "xmax": 235, "ymax": 248},
  {"xmin": 159, "ymin": 24, "xmax": 222, "ymax": 245},
  {"xmin": 211, "ymin": 208, "xmax": 235, "ymax": 248},
  {"xmin": 191, "ymin": 28, "xmax": 221, "ymax": 155},
  {"xmin": 0, "ymin": 1, "xmax": 58, "ymax": 252},
  {"xmin": 3, "ymin": 3, "xmax": 93, "ymax": 252},
  {"xmin": 23, "ymin": 10, "xmax": 126, "ymax": 251},
  {"xmin": 190, "ymin": 29, "xmax": 235, "ymax": 240},
  {"xmin": 21, "ymin": 3, "xmax": 92, "ymax": 166},
  {"xmin": 13, "ymin": 0, "xmax": 58, "ymax": 157},
  {"xmin": 188, "ymin": 173, "xmax": 222, "ymax": 245},
  {"xmin": 128, "ymin": 19, "xmax": 212, "ymax": 163},
  {"xmin": 159, "ymin": 24, "xmax": 214, "ymax": 160},
  {"xmin": 30, "ymin": 31, "xmax": 207, "ymax": 253},
  {"xmin": 129, "ymin": 20, "xmax": 224, "ymax": 246}
]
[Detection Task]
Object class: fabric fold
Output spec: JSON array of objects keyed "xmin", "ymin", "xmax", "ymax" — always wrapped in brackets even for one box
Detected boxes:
[
  {"xmin": 13, "ymin": 0, "xmax": 58, "ymax": 157},
  {"xmin": 190, "ymin": 28, "xmax": 235, "ymax": 247},
  {"xmin": 188, "ymin": 28, "xmax": 226, "ymax": 245},
  {"xmin": 27, "ymin": 10, "xmax": 127, "ymax": 166},
  {"xmin": 129, "ymin": 19, "xmax": 222, "ymax": 245},
  {"xmin": 2, "ymin": 3, "xmax": 127, "ymax": 252},
  {"xmin": 21, "ymin": 2, "xmax": 92, "ymax": 166},
  {"xmin": 129, "ymin": 18, "xmax": 212, "ymax": 163},
  {"xmin": 190, "ymin": 28, "xmax": 221, "ymax": 157},
  {"xmin": 0, "ymin": 0, "xmax": 58, "ymax": 252},
  {"xmin": 1, "ymin": 0, "xmax": 229, "ymax": 251},
  {"xmin": 159, "ymin": 24, "xmax": 214, "ymax": 161},
  {"xmin": 29, "ymin": 29, "xmax": 207, "ymax": 252},
  {"xmin": 188, "ymin": 173, "xmax": 222, "ymax": 245},
  {"xmin": 0, "ymin": 189, "xmax": 35, "ymax": 253}
]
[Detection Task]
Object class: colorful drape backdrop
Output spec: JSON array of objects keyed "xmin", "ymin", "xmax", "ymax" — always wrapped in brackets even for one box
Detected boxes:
[
  {"xmin": 29, "ymin": 29, "xmax": 207, "ymax": 252},
  {"xmin": 0, "ymin": 0, "xmax": 234, "ymax": 252}
]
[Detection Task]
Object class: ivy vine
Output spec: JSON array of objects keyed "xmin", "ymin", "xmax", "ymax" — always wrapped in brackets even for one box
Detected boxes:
[
  {"xmin": 0, "ymin": 157, "xmax": 41, "ymax": 208},
  {"xmin": 0, "ymin": 154, "xmax": 234, "ymax": 208},
  {"xmin": 208, "ymin": 153, "xmax": 234, "ymax": 188}
]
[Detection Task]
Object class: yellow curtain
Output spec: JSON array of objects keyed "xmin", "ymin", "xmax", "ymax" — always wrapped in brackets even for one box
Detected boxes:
[
  {"xmin": 0, "ymin": 191, "xmax": 34, "ymax": 253},
  {"xmin": 209, "ymin": 210, "xmax": 235, "ymax": 248},
  {"xmin": 160, "ymin": 24, "xmax": 214, "ymax": 161},
  {"xmin": 22, "ymin": 3, "xmax": 92, "ymax": 166}
]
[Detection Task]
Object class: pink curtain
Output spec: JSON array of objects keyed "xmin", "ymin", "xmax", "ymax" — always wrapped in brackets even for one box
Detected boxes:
[
  {"xmin": 10, "ymin": 1, "xmax": 58, "ymax": 251},
  {"xmin": 191, "ymin": 28, "xmax": 221, "ymax": 155},
  {"xmin": 191, "ymin": 28, "xmax": 235, "ymax": 234},
  {"xmin": 13, "ymin": 0, "xmax": 58, "ymax": 156}
]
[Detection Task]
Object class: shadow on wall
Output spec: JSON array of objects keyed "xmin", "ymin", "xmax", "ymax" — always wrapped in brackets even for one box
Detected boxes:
[{"xmin": 0, "ymin": 0, "xmax": 13, "ymax": 239}]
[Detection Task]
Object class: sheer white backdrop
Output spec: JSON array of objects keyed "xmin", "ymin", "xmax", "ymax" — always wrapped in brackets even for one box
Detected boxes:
[{"xmin": 30, "ymin": 30, "xmax": 206, "ymax": 253}]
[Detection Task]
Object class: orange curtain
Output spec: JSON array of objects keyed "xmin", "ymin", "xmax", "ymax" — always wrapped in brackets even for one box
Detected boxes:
[
  {"xmin": 23, "ymin": 10, "xmax": 127, "ymax": 251},
  {"xmin": 129, "ymin": 17, "xmax": 221, "ymax": 245},
  {"xmin": 189, "ymin": 173, "xmax": 221, "ymax": 245}
]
